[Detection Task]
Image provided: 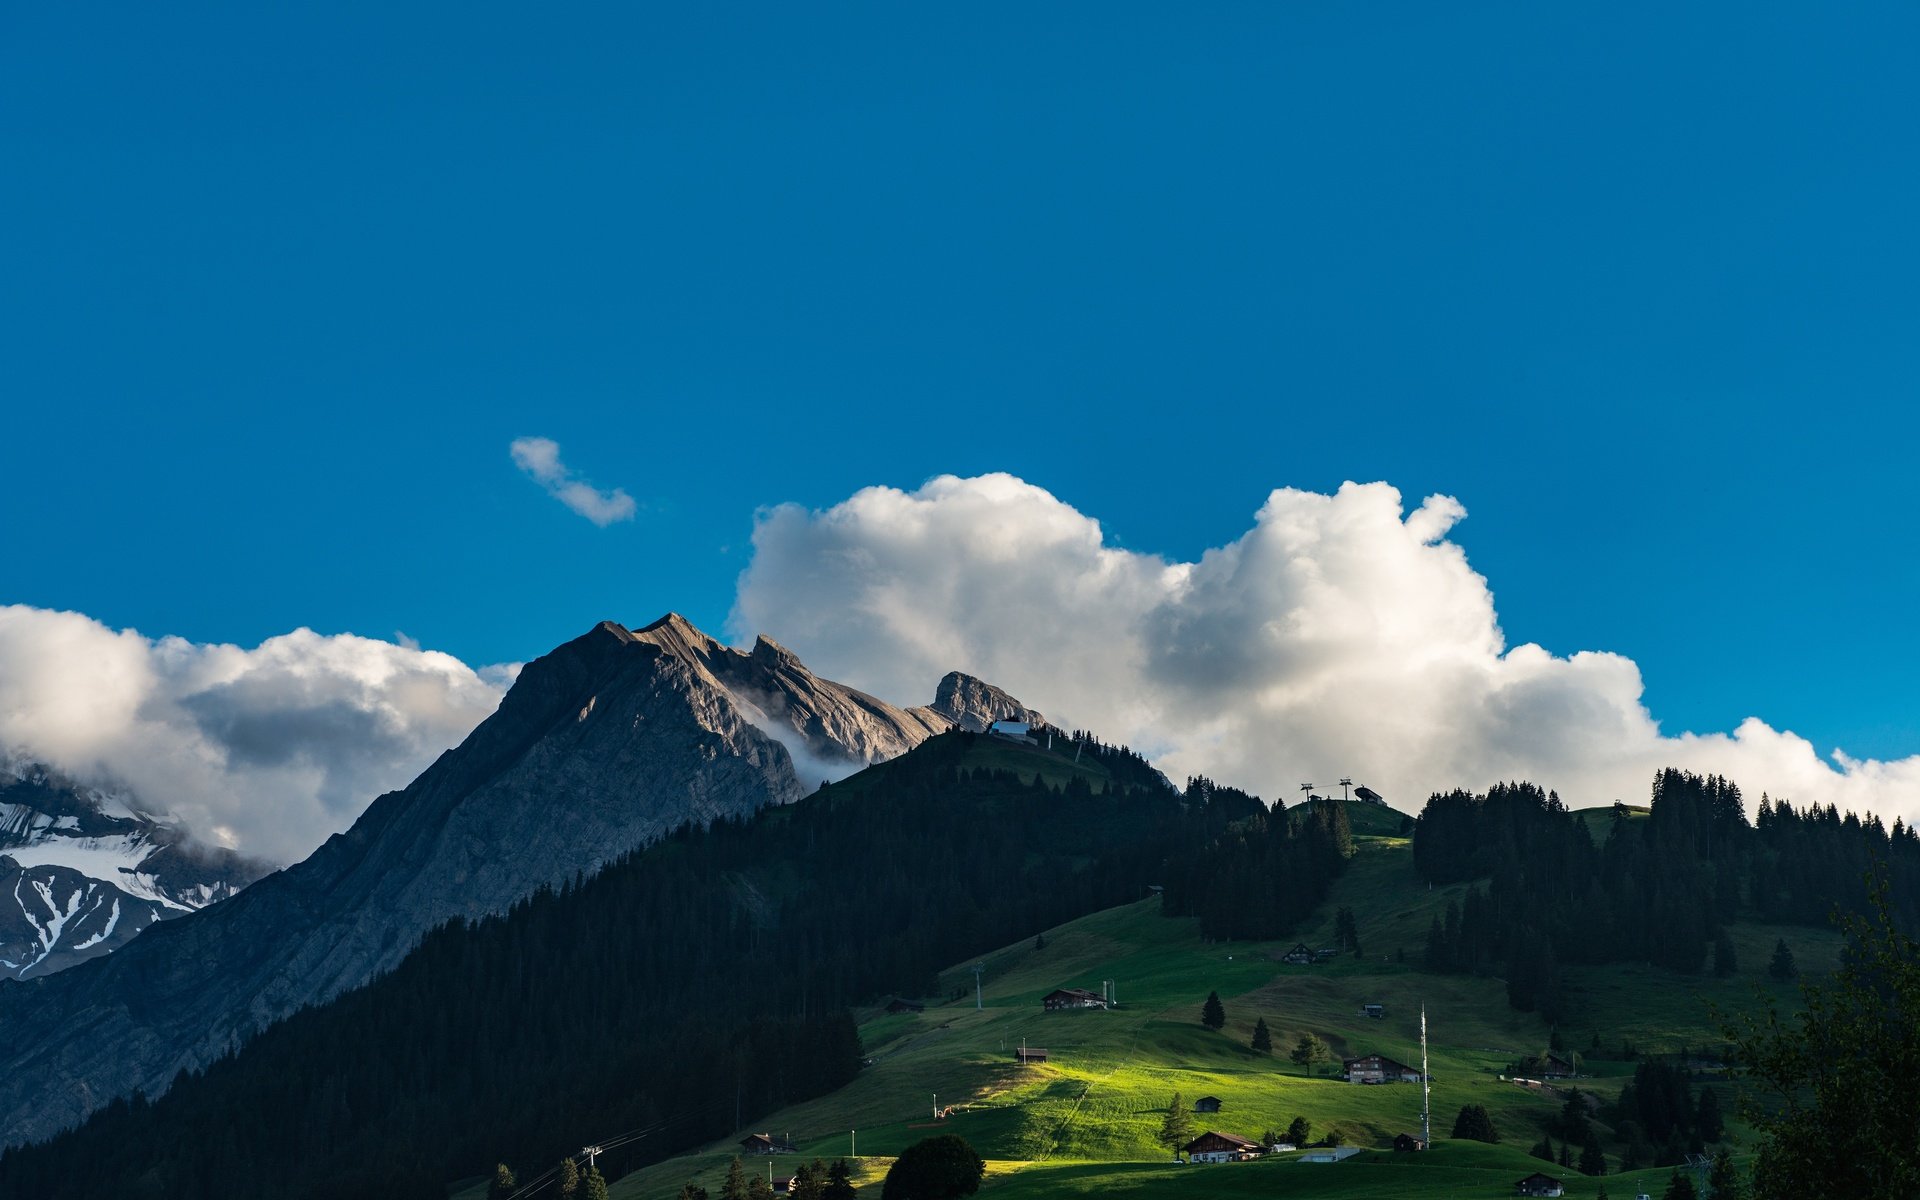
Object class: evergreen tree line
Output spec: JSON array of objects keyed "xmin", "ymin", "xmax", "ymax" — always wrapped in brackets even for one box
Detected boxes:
[
  {"xmin": 0, "ymin": 732, "xmax": 1192, "ymax": 1200},
  {"xmin": 1413, "ymin": 769, "xmax": 1917, "ymax": 1018},
  {"xmin": 1159, "ymin": 779, "xmax": 1354, "ymax": 939}
]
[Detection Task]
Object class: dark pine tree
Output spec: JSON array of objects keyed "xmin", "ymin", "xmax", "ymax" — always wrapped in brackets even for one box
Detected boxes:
[
  {"xmin": 1201, "ymin": 991, "xmax": 1225, "ymax": 1031},
  {"xmin": 1250, "ymin": 1017, "xmax": 1272, "ymax": 1054},
  {"xmin": 1768, "ymin": 938, "xmax": 1798, "ymax": 980}
]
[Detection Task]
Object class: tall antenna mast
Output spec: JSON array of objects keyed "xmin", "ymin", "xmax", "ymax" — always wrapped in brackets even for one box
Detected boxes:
[{"xmin": 1420, "ymin": 1005, "xmax": 1431, "ymax": 1147}]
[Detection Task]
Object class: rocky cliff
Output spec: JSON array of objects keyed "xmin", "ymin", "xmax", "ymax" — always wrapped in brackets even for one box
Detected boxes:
[{"xmin": 0, "ymin": 616, "xmax": 1036, "ymax": 1146}]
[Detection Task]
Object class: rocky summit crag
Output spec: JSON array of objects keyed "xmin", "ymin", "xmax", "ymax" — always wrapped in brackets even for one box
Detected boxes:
[{"xmin": 0, "ymin": 616, "xmax": 1035, "ymax": 1147}]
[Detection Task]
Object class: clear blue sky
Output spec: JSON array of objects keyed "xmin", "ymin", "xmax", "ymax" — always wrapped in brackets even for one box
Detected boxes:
[{"xmin": 3, "ymin": 4, "xmax": 1916, "ymax": 759}]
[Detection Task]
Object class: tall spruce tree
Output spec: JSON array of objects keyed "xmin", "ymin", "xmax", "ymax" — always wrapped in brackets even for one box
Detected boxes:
[
  {"xmin": 1767, "ymin": 938, "xmax": 1797, "ymax": 980},
  {"xmin": 1286, "ymin": 1116, "xmax": 1311, "ymax": 1146},
  {"xmin": 1289, "ymin": 1032, "xmax": 1330, "ymax": 1072},
  {"xmin": 487, "ymin": 1164, "xmax": 518, "ymax": 1200},
  {"xmin": 1201, "ymin": 991, "xmax": 1225, "ymax": 1030},
  {"xmin": 722, "ymin": 1157, "xmax": 750, "ymax": 1200},
  {"xmin": 580, "ymin": 1165, "xmax": 610, "ymax": 1200},
  {"xmin": 1159, "ymin": 1092, "xmax": 1193, "ymax": 1155},
  {"xmin": 1578, "ymin": 1136, "xmax": 1607, "ymax": 1176},
  {"xmin": 823, "ymin": 1159, "xmax": 857, "ymax": 1200},
  {"xmin": 1250, "ymin": 1017, "xmax": 1272, "ymax": 1054},
  {"xmin": 557, "ymin": 1157, "xmax": 580, "ymax": 1199}
]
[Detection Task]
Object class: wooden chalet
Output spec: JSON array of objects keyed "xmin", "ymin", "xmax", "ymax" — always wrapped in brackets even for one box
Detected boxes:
[
  {"xmin": 1042, "ymin": 986, "xmax": 1106, "ymax": 1011},
  {"xmin": 1393, "ymin": 1133, "xmax": 1427, "ymax": 1152},
  {"xmin": 1343, "ymin": 1053, "xmax": 1421, "ymax": 1084},
  {"xmin": 1515, "ymin": 1172, "xmax": 1566, "ymax": 1197},
  {"xmin": 1193, "ymin": 1096, "xmax": 1222, "ymax": 1113},
  {"xmin": 1281, "ymin": 943, "xmax": 1316, "ymax": 965},
  {"xmin": 1181, "ymin": 1131, "xmax": 1261, "ymax": 1164},
  {"xmin": 772, "ymin": 1178, "xmax": 795, "ymax": 1195},
  {"xmin": 885, "ymin": 998, "xmax": 924, "ymax": 1014},
  {"xmin": 739, "ymin": 1134, "xmax": 797, "ymax": 1155},
  {"xmin": 1360, "ymin": 1003, "xmax": 1385, "ymax": 1019},
  {"xmin": 1540, "ymin": 1054, "xmax": 1576, "ymax": 1078},
  {"xmin": 1015, "ymin": 1045, "xmax": 1049, "ymax": 1064}
]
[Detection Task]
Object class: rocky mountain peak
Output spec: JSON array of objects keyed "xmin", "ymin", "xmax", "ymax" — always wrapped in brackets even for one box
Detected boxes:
[
  {"xmin": 929, "ymin": 670, "xmax": 1046, "ymax": 732},
  {"xmin": 0, "ymin": 612, "xmax": 1044, "ymax": 1147}
]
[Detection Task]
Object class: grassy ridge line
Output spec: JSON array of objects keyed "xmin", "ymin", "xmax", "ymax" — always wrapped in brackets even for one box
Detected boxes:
[{"xmin": 586, "ymin": 795, "xmax": 1837, "ymax": 1200}]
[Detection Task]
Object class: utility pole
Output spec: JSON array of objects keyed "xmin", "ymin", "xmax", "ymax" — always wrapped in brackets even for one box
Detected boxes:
[
  {"xmin": 972, "ymin": 962, "xmax": 985, "ymax": 1009},
  {"xmin": 1420, "ymin": 1005, "xmax": 1431, "ymax": 1147},
  {"xmin": 851, "ymin": 1129, "xmax": 856, "ymax": 1159},
  {"xmin": 1300, "ymin": 783, "xmax": 1314, "ymax": 808},
  {"xmin": 1339, "ymin": 777, "xmax": 1352, "ymax": 803}
]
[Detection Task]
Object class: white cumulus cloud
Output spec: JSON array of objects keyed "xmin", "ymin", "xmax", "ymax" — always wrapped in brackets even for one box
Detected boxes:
[
  {"xmin": 0, "ymin": 606, "xmax": 511, "ymax": 863},
  {"xmin": 730, "ymin": 473, "xmax": 1920, "ymax": 824},
  {"xmin": 510, "ymin": 436, "xmax": 637, "ymax": 526}
]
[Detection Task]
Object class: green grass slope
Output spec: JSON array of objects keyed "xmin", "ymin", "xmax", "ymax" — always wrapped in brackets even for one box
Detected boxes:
[{"xmin": 595, "ymin": 834, "xmax": 1837, "ymax": 1200}]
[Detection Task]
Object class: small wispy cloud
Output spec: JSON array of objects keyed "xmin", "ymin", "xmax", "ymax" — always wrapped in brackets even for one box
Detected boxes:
[{"xmin": 509, "ymin": 437, "xmax": 637, "ymax": 527}]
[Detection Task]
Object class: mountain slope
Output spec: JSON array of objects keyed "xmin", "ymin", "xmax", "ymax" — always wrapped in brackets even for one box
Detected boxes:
[
  {"xmin": 0, "ymin": 616, "xmax": 1035, "ymax": 1148},
  {"xmin": 0, "ymin": 730, "xmax": 1196, "ymax": 1200},
  {"xmin": 0, "ymin": 764, "xmax": 267, "ymax": 979}
]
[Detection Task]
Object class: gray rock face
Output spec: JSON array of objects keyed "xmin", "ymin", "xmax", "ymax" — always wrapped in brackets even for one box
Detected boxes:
[
  {"xmin": 926, "ymin": 671, "xmax": 1045, "ymax": 733},
  {"xmin": 0, "ymin": 616, "xmax": 1033, "ymax": 1147}
]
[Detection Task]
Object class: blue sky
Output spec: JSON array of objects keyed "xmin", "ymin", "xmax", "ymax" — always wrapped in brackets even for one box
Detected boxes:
[{"xmin": 4, "ymin": 3, "xmax": 1917, "ymax": 765}]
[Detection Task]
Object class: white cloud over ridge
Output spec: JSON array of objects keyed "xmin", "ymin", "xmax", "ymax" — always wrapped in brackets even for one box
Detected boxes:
[
  {"xmin": 0, "ymin": 606, "xmax": 511, "ymax": 863},
  {"xmin": 510, "ymin": 436, "xmax": 637, "ymax": 526},
  {"xmin": 732, "ymin": 473, "xmax": 1920, "ymax": 823}
]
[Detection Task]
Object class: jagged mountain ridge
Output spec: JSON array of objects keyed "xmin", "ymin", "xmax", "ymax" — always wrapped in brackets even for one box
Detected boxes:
[
  {"xmin": 0, "ymin": 615, "xmax": 1037, "ymax": 1147},
  {"xmin": 0, "ymin": 765, "xmax": 268, "ymax": 980}
]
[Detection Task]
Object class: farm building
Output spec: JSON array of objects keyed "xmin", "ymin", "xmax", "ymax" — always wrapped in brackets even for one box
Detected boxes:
[
  {"xmin": 739, "ymin": 1134, "xmax": 797, "ymax": 1155},
  {"xmin": 1015, "ymin": 1045, "xmax": 1049, "ymax": 1064},
  {"xmin": 1193, "ymin": 1096, "xmax": 1222, "ymax": 1114},
  {"xmin": 1540, "ymin": 1054, "xmax": 1576, "ymax": 1078},
  {"xmin": 988, "ymin": 720, "xmax": 1032, "ymax": 739},
  {"xmin": 1360, "ymin": 1003, "xmax": 1385, "ymax": 1019},
  {"xmin": 1394, "ymin": 1133, "xmax": 1427, "ymax": 1152},
  {"xmin": 1343, "ymin": 1053, "xmax": 1421, "ymax": 1084},
  {"xmin": 1299, "ymin": 1146, "xmax": 1360, "ymax": 1163},
  {"xmin": 1515, "ymin": 1172, "xmax": 1566, "ymax": 1197},
  {"xmin": 1281, "ymin": 943, "xmax": 1316, "ymax": 965},
  {"xmin": 1042, "ymin": 986, "xmax": 1106, "ymax": 1011},
  {"xmin": 884, "ymin": 998, "xmax": 923, "ymax": 1014},
  {"xmin": 1181, "ymin": 1131, "xmax": 1261, "ymax": 1164}
]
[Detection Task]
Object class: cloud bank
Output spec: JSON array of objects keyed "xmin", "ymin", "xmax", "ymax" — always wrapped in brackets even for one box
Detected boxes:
[
  {"xmin": 0, "ymin": 606, "xmax": 511, "ymax": 863},
  {"xmin": 732, "ymin": 473, "xmax": 1920, "ymax": 823},
  {"xmin": 510, "ymin": 436, "xmax": 637, "ymax": 526}
]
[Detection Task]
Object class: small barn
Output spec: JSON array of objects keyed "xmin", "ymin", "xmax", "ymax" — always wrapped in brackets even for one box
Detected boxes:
[
  {"xmin": 1361, "ymin": 1003, "xmax": 1385, "ymax": 1019},
  {"xmin": 1394, "ymin": 1133, "xmax": 1427, "ymax": 1152},
  {"xmin": 1015, "ymin": 1046, "xmax": 1049, "ymax": 1064},
  {"xmin": 739, "ymin": 1134, "xmax": 797, "ymax": 1155},
  {"xmin": 1043, "ymin": 987, "xmax": 1106, "ymax": 1011},
  {"xmin": 1193, "ymin": 1096, "xmax": 1222, "ymax": 1114},
  {"xmin": 885, "ymin": 998, "xmax": 924, "ymax": 1014},
  {"xmin": 1281, "ymin": 943, "xmax": 1316, "ymax": 965},
  {"xmin": 1540, "ymin": 1054, "xmax": 1576, "ymax": 1078},
  {"xmin": 1343, "ymin": 1054, "xmax": 1421, "ymax": 1084},
  {"xmin": 1181, "ymin": 1131, "xmax": 1261, "ymax": 1164},
  {"xmin": 1515, "ymin": 1172, "xmax": 1566, "ymax": 1197}
]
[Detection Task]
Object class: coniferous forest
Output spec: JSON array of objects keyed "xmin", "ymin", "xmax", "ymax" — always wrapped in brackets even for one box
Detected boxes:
[
  {"xmin": 1413, "ymin": 769, "xmax": 1920, "ymax": 1018},
  {"xmin": 0, "ymin": 732, "xmax": 1345, "ymax": 1200}
]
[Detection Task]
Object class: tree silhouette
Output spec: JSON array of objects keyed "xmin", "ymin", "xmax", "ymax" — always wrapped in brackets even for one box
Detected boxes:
[{"xmin": 1201, "ymin": 991, "xmax": 1225, "ymax": 1030}]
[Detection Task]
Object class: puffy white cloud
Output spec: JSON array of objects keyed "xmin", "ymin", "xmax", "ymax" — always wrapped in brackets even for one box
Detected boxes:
[
  {"xmin": 731, "ymin": 473, "xmax": 1920, "ymax": 823},
  {"xmin": 510, "ymin": 436, "xmax": 637, "ymax": 526},
  {"xmin": 0, "ymin": 606, "xmax": 509, "ymax": 863}
]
